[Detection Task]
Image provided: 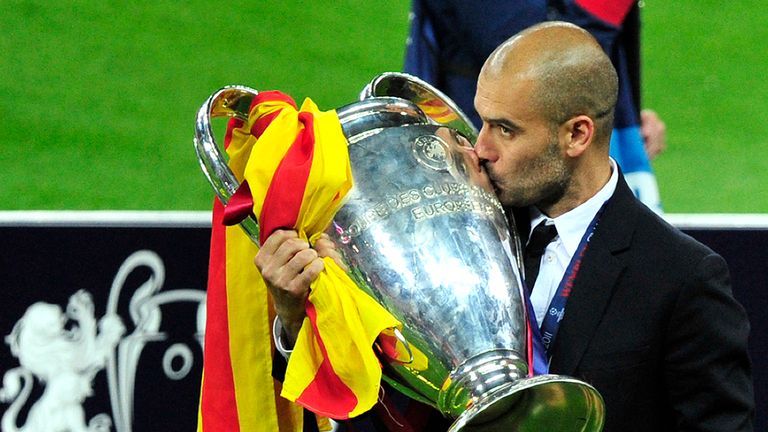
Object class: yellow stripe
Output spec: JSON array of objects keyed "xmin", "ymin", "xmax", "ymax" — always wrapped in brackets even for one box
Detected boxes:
[
  {"xmin": 226, "ymin": 225, "xmax": 280, "ymax": 430},
  {"xmin": 223, "ymin": 102, "xmax": 304, "ymax": 431},
  {"xmin": 294, "ymin": 100, "xmax": 351, "ymax": 237}
]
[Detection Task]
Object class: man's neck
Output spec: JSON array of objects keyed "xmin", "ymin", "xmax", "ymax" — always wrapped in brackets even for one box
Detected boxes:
[{"xmin": 539, "ymin": 159, "xmax": 612, "ymax": 218}]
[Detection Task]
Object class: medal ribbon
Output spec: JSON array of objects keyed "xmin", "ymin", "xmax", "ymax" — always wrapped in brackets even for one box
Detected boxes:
[{"xmin": 537, "ymin": 205, "xmax": 606, "ymax": 359}]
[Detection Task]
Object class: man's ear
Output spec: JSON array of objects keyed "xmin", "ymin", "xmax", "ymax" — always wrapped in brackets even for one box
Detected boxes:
[{"xmin": 561, "ymin": 115, "xmax": 594, "ymax": 157}]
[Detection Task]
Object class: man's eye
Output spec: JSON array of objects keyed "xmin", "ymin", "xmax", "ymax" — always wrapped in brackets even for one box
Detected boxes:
[{"xmin": 498, "ymin": 125, "xmax": 513, "ymax": 136}]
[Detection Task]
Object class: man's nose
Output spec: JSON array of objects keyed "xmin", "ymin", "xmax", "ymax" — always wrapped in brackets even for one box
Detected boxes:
[{"xmin": 474, "ymin": 127, "xmax": 496, "ymax": 164}]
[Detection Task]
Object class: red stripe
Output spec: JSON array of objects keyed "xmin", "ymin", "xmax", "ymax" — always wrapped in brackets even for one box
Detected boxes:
[
  {"xmin": 376, "ymin": 333, "xmax": 400, "ymax": 361},
  {"xmin": 249, "ymin": 91, "xmax": 296, "ymax": 139},
  {"xmin": 258, "ymin": 111, "xmax": 315, "ymax": 244},
  {"xmin": 250, "ymin": 90, "xmax": 297, "ymax": 111},
  {"xmin": 222, "ymin": 180, "xmax": 255, "ymax": 226},
  {"xmin": 200, "ymin": 198, "xmax": 240, "ymax": 431},
  {"xmin": 575, "ymin": 0, "xmax": 635, "ymax": 27},
  {"xmin": 425, "ymin": 108, "xmax": 454, "ymax": 119},
  {"xmin": 224, "ymin": 118, "xmax": 245, "ymax": 150},
  {"xmin": 526, "ymin": 319, "xmax": 534, "ymax": 377},
  {"xmin": 418, "ymin": 99, "xmax": 445, "ymax": 108},
  {"xmin": 295, "ymin": 300, "xmax": 359, "ymax": 418},
  {"xmin": 251, "ymin": 110, "xmax": 281, "ymax": 138}
]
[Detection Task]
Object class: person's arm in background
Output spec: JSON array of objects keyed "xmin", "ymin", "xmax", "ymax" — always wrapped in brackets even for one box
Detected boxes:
[{"xmin": 640, "ymin": 108, "xmax": 666, "ymax": 160}]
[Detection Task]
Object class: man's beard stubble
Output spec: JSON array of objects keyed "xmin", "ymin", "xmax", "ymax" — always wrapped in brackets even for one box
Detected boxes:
[{"xmin": 491, "ymin": 138, "xmax": 571, "ymax": 212}]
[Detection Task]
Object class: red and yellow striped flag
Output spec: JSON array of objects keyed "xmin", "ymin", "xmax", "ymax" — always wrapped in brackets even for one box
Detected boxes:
[
  {"xmin": 417, "ymin": 98, "xmax": 460, "ymax": 125},
  {"xmin": 198, "ymin": 91, "xmax": 401, "ymax": 431}
]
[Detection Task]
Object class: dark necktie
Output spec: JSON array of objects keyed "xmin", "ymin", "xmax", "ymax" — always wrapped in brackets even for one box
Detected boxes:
[{"xmin": 524, "ymin": 221, "xmax": 559, "ymax": 289}]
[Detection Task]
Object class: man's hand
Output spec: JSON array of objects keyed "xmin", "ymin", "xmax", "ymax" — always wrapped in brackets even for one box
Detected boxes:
[
  {"xmin": 255, "ymin": 230, "xmax": 324, "ymax": 345},
  {"xmin": 640, "ymin": 109, "xmax": 667, "ymax": 160},
  {"xmin": 254, "ymin": 230, "xmax": 347, "ymax": 346}
]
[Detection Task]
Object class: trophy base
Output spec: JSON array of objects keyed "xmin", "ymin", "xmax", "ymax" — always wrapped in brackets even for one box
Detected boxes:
[{"xmin": 448, "ymin": 374, "xmax": 605, "ymax": 432}]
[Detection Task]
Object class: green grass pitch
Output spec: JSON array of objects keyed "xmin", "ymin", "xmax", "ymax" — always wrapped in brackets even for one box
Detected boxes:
[{"xmin": 1, "ymin": 1, "xmax": 765, "ymax": 213}]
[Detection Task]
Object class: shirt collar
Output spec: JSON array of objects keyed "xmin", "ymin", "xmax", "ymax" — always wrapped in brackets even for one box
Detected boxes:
[{"xmin": 529, "ymin": 158, "xmax": 618, "ymax": 257}]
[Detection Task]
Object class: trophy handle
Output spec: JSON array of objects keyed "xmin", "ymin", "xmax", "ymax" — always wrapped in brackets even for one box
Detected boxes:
[
  {"xmin": 194, "ymin": 85, "xmax": 432, "ymax": 246},
  {"xmin": 360, "ymin": 72, "xmax": 479, "ymax": 143},
  {"xmin": 194, "ymin": 85, "xmax": 261, "ymax": 244},
  {"xmin": 336, "ymin": 96, "xmax": 431, "ymax": 143}
]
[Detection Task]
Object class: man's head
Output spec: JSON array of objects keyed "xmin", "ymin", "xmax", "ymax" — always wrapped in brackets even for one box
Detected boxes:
[{"xmin": 473, "ymin": 22, "xmax": 618, "ymax": 216}]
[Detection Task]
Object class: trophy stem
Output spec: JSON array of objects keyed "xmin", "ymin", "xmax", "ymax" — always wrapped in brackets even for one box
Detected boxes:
[
  {"xmin": 438, "ymin": 349, "xmax": 528, "ymax": 418},
  {"xmin": 439, "ymin": 350, "xmax": 605, "ymax": 432}
]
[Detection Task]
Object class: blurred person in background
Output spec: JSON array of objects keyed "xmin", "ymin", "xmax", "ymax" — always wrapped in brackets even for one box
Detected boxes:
[{"xmin": 404, "ymin": 0, "xmax": 665, "ymax": 213}]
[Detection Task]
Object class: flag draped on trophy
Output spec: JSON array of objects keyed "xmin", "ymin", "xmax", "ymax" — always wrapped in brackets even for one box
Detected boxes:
[{"xmin": 197, "ymin": 91, "xmax": 401, "ymax": 431}]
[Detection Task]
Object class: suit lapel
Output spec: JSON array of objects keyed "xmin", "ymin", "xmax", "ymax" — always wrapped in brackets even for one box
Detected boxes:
[{"xmin": 548, "ymin": 176, "xmax": 639, "ymax": 374}]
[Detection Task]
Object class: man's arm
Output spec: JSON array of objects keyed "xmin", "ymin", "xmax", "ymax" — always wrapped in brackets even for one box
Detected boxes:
[
  {"xmin": 640, "ymin": 109, "xmax": 666, "ymax": 160},
  {"xmin": 665, "ymin": 253, "xmax": 754, "ymax": 431}
]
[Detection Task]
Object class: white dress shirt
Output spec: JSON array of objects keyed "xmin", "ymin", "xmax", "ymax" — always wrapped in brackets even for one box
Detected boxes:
[{"xmin": 528, "ymin": 159, "xmax": 619, "ymax": 327}]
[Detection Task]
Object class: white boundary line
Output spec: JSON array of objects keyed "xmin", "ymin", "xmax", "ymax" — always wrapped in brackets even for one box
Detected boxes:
[
  {"xmin": 0, "ymin": 211, "xmax": 211, "ymax": 228},
  {"xmin": 1, "ymin": 211, "xmax": 767, "ymax": 230},
  {"xmin": 663, "ymin": 214, "xmax": 768, "ymax": 230}
]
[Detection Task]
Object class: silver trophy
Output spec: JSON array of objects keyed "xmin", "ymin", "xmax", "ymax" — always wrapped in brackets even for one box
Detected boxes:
[{"xmin": 194, "ymin": 74, "xmax": 605, "ymax": 431}]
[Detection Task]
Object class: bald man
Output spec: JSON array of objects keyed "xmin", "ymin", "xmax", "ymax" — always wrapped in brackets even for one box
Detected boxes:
[
  {"xmin": 257, "ymin": 22, "xmax": 754, "ymax": 432},
  {"xmin": 474, "ymin": 22, "xmax": 754, "ymax": 431}
]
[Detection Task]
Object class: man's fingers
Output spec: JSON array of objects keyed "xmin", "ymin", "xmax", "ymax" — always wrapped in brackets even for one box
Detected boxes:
[
  {"xmin": 259, "ymin": 229, "xmax": 297, "ymax": 254},
  {"xmin": 298, "ymin": 258, "xmax": 325, "ymax": 287},
  {"xmin": 256, "ymin": 234, "xmax": 308, "ymax": 273},
  {"xmin": 255, "ymin": 230, "xmax": 298, "ymax": 271},
  {"xmin": 313, "ymin": 235, "xmax": 337, "ymax": 257},
  {"xmin": 285, "ymin": 247, "xmax": 320, "ymax": 278},
  {"xmin": 261, "ymin": 243, "xmax": 314, "ymax": 289},
  {"xmin": 314, "ymin": 234, "xmax": 349, "ymax": 271}
]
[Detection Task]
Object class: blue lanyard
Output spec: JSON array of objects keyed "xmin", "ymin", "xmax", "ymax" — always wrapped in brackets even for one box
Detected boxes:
[{"xmin": 537, "ymin": 205, "xmax": 606, "ymax": 359}]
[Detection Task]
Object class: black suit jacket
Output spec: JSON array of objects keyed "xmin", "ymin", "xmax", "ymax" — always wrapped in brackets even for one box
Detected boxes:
[
  {"xmin": 513, "ymin": 175, "xmax": 755, "ymax": 431},
  {"xmin": 285, "ymin": 174, "xmax": 755, "ymax": 432}
]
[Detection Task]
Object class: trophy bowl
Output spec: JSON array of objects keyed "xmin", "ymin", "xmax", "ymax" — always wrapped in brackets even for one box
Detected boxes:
[{"xmin": 194, "ymin": 77, "xmax": 605, "ymax": 431}]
